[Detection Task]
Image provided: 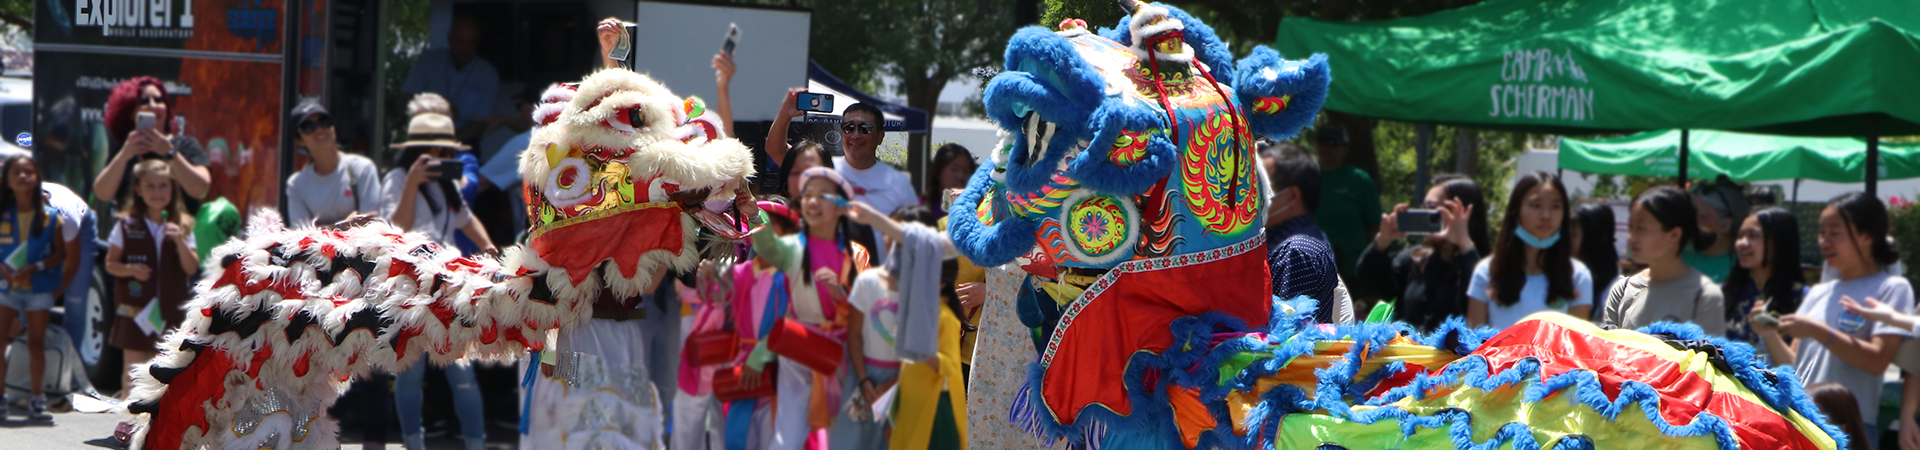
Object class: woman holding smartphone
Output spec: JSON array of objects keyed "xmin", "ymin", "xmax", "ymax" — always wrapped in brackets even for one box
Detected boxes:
[
  {"xmin": 381, "ymin": 112, "xmax": 496, "ymax": 450},
  {"xmin": 96, "ymin": 76, "xmax": 212, "ymax": 206}
]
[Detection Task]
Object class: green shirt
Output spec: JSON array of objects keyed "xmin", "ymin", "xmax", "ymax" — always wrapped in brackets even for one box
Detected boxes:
[
  {"xmin": 1681, "ymin": 247, "xmax": 1735, "ymax": 284},
  {"xmin": 194, "ymin": 197, "xmax": 241, "ymax": 261},
  {"xmin": 1314, "ymin": 165, "xmax": 1382, "ymax": 280}
]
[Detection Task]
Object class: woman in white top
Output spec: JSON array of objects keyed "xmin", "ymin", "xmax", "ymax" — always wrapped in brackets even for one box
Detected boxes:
[
  {"xmin": 381, "ymin": 113, "xmax": 496, "ymax": 255},
  {"xmin": 1467, "ymin": 171, "xmax": 1593, "ymax": 329},
  {"xmin": 380, "ymin": 112, "xmax": 496, "ymax": 450},
  {"xmin": 286, "ymin": 99, "xmax": 385, "ymax": 226}
]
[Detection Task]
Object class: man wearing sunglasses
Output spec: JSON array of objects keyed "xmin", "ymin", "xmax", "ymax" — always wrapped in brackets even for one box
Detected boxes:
[
  {"xmin": 284, "ymin": 99, "xmax": 386, "ymax": 228},
  {"xmin": 766, "ymin": 93, "xmax": 918, "ymax": 217},
  {"xmin": 830, "ymin": 103, "xmax": 919, "ymax": 218}
]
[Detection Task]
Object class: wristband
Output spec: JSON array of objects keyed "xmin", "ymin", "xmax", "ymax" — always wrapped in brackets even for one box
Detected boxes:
[{"xmin": 1825, "ymin": 329, "xmax": 1837, "ymax": 346}]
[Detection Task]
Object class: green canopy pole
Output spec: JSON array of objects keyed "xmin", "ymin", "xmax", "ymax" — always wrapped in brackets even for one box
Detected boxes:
[
  {"xmin": 1678, "ymin": 129, "xmax": 1690, "ymax": 182},
  {"xmin": 1793, "ymin": 178, "xmax": 1801, "ymax": 204},
  {"xmin": 1867, "ymin": 115, "xmax": 1881, "ymax": 198}
]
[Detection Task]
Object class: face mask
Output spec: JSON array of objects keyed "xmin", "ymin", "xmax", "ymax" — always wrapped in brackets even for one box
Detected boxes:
[
  {"xmin": 1516, "ymin": 227, "xmax": 1560, "ymax": 249},
  {"xmin": 1268, "ymin": 203, "xmax": 1291, "ymax": 220}
]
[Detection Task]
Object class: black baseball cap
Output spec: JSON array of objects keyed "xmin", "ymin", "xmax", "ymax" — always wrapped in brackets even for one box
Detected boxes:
[{"xmin": 290, "ymin": 98, "xmax": 330, "ymax": 124}]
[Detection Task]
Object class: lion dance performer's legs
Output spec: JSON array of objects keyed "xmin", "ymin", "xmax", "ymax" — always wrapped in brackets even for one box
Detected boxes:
[{"xmin": 770, "ymin": 357, "xmax": 816, "ymax": 450}]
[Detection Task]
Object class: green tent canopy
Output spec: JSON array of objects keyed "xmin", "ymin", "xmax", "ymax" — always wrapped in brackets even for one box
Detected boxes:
[
  {"xmin": 1558, "ymin": 130, "xmax": 1920, "ymax": 183},
  {"xmin": 1272, "ymin": 0, "xmax": 1920, "ymax": 137}
]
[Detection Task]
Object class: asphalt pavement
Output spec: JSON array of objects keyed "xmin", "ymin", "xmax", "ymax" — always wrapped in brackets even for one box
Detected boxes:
[{"xmin": 0, "ymin": 406, "xmax": 508, "ymax": 449}]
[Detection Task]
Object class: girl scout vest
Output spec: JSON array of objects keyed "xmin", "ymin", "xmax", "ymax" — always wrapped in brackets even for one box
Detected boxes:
[{"xmin": 115, "ymin": 217, "xmax": 189, "ymax": 325}]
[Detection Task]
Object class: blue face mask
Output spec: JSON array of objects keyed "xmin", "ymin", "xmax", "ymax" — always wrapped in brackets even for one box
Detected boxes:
[{"xmin": 1516, "ymin": 227, "xmax": 1561, "ymax": 249}]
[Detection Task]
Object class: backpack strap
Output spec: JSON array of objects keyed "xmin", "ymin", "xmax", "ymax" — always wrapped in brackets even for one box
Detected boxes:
[{"xmin": 345, "ymin": 164, "xmax": 360, "ymax": 213}]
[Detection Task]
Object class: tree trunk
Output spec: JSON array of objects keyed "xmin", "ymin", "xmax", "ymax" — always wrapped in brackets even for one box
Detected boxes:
[
  {"xmin": 1327, "ymin": 111, "xmax": 1381, "ymax": 187},
  {"xmin": 903, "ymin": 72, "xmax": 950, "ymax": 199},
  {"xmin": 1455, "ymin": 128, "xmax": 1478, "ymax": 174}
]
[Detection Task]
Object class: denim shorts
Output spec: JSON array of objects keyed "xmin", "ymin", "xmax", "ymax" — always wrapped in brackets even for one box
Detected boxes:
[{"xmin": 0, "ymin": 291, "xmax": 54, "ymax": 312}]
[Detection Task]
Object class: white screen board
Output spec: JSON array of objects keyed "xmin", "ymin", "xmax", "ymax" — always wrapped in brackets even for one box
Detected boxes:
[{"xmin": 631, "ymin": 1, "xmax": 810, "ymax": 122}]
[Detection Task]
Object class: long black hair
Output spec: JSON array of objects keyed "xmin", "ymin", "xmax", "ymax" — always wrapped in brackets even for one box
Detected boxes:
[
  {"xmin": 925, "ymin": 143, "xmax": 976, "ymax": 197},
  {"xmin": 394, "ymin": 146, "xmax": 466, "ymax": 214},
  {"xmin": 1431, "ymin": 174, "xmax": 1490, "ymax": 253},
  {"xmin": 1826, "ymin": 192, "xmax": 1899, "ymax": 271},
  {"xmin": 1572, "ymin": 204, "xmax": 1619, "ymax": 305},
  {"xmin": 1633, "ymin": 186, "xmax": 1700, "ymax": 258},
  {"xmin": 0, "ymin": 155, "xmax": 49, "ymax": 237},
  {"xmin": 1726, "ymin": 207, "xmax": 1805, "ymax": 315},
  {"xmin": 1488, "ymin": 171, "xmax": 1576, "ymax": 307},
  {"xmin": 778, "ymin": 140, "xmax": 835, "ymax": 198}
]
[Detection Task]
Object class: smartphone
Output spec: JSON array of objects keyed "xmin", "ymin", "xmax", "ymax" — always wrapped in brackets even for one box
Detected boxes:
[
  {"xmin": 1397, "ymin": 209, "xmax": 1444, "ymax": 234},
  {"xmin": 136, "ymin": 112, "xmax": 157, "ymax": 132},
  {"xmin": 722, "ymin": 23, "xmax": 740, "ymax": 55},
  {"xmin": 796, "ymin": 92, "xmax": 834, "ymax": 113},
  {"xmin": 425, "ymin": 157, "xmax": 463, "ymax": 181},
  {"xmin": 1750, "ymin": 312, "xmax": 1780, "ymax": 327}
]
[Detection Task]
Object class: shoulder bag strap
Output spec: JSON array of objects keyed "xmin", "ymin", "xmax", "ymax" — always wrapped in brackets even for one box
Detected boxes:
[{"xmin": 759, "ymin": 272, "xmax": 790, "ymax": 338}]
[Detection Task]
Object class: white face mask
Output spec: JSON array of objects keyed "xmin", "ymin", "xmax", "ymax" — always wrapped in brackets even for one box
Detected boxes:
[{"xmin": 1267, "ymin": 192, "xmax": 1293, "ymax": 225}]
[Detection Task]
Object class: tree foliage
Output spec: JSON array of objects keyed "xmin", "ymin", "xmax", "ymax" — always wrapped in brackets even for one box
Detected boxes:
[
  {"xmin": 1, "ymin": 0, "xmax": 31, "ymax": 35},
  {"xmin": 804, "ymin": 0, "xmax": 1019, "ymax": 116}
]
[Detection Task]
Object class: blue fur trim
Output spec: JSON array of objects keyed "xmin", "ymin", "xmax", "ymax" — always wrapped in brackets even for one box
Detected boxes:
[
  {"xmin": 983, "ymin": 73, "xmax": 1090, "ymax": 194},
  {"xmin": 947, "ymin": 163, "xmax": 1040, "ymax": 267},
  {"xmin": 1067, "ymin": 102, "xmax": 1181, "ymax": 196},
  {"xmin": 984, "ymin": 27, "xmax": 1106, "ymax": 195},
  {"xmin": 1635, "ymin": 321, "xmax": 1851, "ymax": 450},
  {"xmin": 997, "ymin": 26, "xmax": 1107, "ymax": 113},
  {"xmin": 1233, "ymin": 47, "xmax": 1330, "ymax": 140},
  {"xmin": 1008, "ymin": 292, "xmax": 1829, "ymax": 450}
]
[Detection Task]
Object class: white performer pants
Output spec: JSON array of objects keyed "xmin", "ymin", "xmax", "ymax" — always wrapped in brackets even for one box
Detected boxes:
[
  {"xmin": 771, "ymin": 356, "xmax": 815, "ymax": 450},
  {"xmin": 672, "ymin": 392, "xmax": 722, "ymax": 450},
  {"xmin": 520, "ymin": 317, "xmax": 666, "ymax": 449}
]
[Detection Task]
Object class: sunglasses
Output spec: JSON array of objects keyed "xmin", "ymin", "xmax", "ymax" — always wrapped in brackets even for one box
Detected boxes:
[
  {"xmin": 840, "ymin": 122, "xmax": 875, "ymax": 135},
  {"xmin": 298, "ymin": 115, "xmax": 334, "ymax": 134},
  {"xmin": 138, "ymin": 95, "xmax": 165, "ymax": 107},
  {"xmin": 816, "ymin": 193, "xmax": 849, "ymax": 207}
]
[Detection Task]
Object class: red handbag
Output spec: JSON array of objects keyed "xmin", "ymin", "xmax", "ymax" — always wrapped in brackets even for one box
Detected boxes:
[
  {"xmin": 712, "ymin": 362, "xmax": 777, "ymax": 402},
  {"xmin": 767, "ymin": 318, "xmax": 843, "ymax": 376},
  {"xmin": 687, "ymin": 330, "xmax": 739, "ymax": 367}
]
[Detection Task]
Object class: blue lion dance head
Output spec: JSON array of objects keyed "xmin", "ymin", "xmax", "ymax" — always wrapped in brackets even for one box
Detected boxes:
[{"xmin": 950, "ymin": 0, "xmax": 1330, "ymax": 271}]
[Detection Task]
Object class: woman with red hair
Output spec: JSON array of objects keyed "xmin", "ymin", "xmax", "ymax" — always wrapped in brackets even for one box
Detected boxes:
[{"xmin": 94, "ymin": 77, "xmax": 210, "ymax": 207}]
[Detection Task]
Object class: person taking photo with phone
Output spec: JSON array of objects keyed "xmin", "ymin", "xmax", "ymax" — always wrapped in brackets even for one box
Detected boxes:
[
  {"xmin": 764, "ymin": 92, "xmax": 918, "ymax": 217},
  {"xmin": 96, "ymin": 77, "xmax": 212, "ymax": 208},
  {"xmin": 381, "ymin": 112, "xmax": 496, "ymax": 450},
  {"xmin": 1351, "ymin": 175, "xmax": 1489, "ymax": 332}
]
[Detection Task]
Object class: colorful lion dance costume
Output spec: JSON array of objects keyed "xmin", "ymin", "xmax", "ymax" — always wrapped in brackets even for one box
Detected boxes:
[
  {"xmin": 121, "ymin": 69, "xmax": 755, "ymax": 449},
  {"xmin": 950, "ymin": 2, "xmax": 1849, "ymax": 449}
]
